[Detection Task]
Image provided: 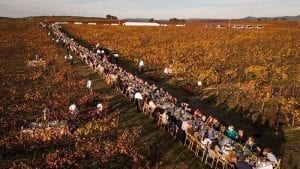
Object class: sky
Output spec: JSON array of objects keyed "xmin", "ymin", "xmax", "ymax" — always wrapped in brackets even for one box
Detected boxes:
[{"xmin": 0, "ymin": 0, "xmax": 299, "ymax": 19}]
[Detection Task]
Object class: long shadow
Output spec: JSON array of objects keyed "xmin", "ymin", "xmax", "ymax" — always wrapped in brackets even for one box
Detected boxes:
[
  {"xmin": 61, "ymin": 28, "xmax": 285, "ymax": 158},
  {"xmin": 45, "ymin": 34, "xmax": 208, "ymax": 169},
  {"xmin": 119, "ymin": 58, "xmax": 285, "ymax": 156}
]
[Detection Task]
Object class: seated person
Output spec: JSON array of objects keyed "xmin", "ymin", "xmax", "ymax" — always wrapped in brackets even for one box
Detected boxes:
[
  {"xmin": 202, "ymin": 126, "xmax": 217, "ymax": 145},
  {"xmin": 148, "ymin": 99, "xmax": 156, "ymax": 113},
  {"xmin": 210, "ymin": 141, "xmax": 222, "ymax": 153},
  {"xmin": 244, "ymin": 136, "xmax": 257, "ymax": 152},
  {"xmin": 201, "ymin": 115, "xmax": 207, "ymax": 123},
  {"xmin": 263, "ymin": 147, "xmax": 278, "ymax": 164},
  {"xmin": 212, "ymin": 119, "xmax": 221, "ymax": 131},
  {"xmin": 225, "ymin": 151, "xmax": 238, "ymax": 165},
  {"xmin": 161, "ymin": 111, "xmax": 169, "ymax": 126},
  {"xmin": 236, "ymin": 158, "xmax": 252, "ymax": 169},
  {"xmin": 194, "ymin": 116, "xmax": 204, "ymax": 130},
  {"xmin": 219, "ymin": 136, "xmax": 230, "ymax": 148},
  {"xmin": 236, "ymin": 130, "xmax": 247, "ymax": 144},
  {"xmin": 205, "ymin": 116, "xmax": 214, "ymax": 126},
  {"xmin": 181, "ymin": 118, "xmax": 192, "ymax": 132},
  {"xmin": 199, "ymin": 126, "xmax": 208, "ymax": 141},
  {"xmin": 224, "ymin": 125, "xmax": 238, "ymax": 140},
  {"xmin": 255, "ymin": 144, "xmax": 264, "ymax": 156},
  {"xmin": 193, "ymin": 109, "xmax": 201, "ymax": 117}
]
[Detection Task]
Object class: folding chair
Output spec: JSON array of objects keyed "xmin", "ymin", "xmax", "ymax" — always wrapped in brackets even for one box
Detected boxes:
[{"xmin": 205, "ymin": 148, "xmax": 217, "ymax": 168}]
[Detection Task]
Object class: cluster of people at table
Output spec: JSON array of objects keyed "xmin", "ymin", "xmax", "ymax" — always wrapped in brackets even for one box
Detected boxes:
[
  {"xmin": 20, "ymin": 120, "xmax": 70, "ymax": 141},
  {"xmin": 48, "ymin": 23, "xmax": 279, "ymax": 169}
]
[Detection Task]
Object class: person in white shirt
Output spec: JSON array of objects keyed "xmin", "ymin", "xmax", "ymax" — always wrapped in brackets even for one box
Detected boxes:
[
  {"xmin": 97, "ymin": 49, "xmax": 101, "ymax": 54},
  {"xmin": 69, "ymin": 55, "xmax": 73, "ymax": 65},
  {"xmin": 42, "ymin": 107, "xmax": 49, "ymax": 121},
  {"xmin": 139, "ymin": 60, "xmax": 144, "ymax": 72},
  {"xmin": 181, "ymin": 120, "xmax": 191, "ymax": 131},
  {"xmin": 69, "ymin": 104, "xmax": 78, "ymax": 115},
  {"xmin": 161, "ymin": 111, "xmax": 169, "ymax": 125},
  {"xmin": 134, "ymin": 91, "xmax": 143, "ymax": 112},
  {"xmin": 87, "ymin": 79, "xmax": 92, "ymax": 93},
  {"xmin": 148, "ymin": 100, "xmax": 157, "ymax": 113},
  {"xmin": 114, "ymin": 53, "xmax": 119, "ymax": 64},
  {"xmin": 263, "ymin": 148, "xmax": 278, "ymax": 164},
  {"xmin": 96, "ymin": 103, "xmax": 103, "ymax": 115}
]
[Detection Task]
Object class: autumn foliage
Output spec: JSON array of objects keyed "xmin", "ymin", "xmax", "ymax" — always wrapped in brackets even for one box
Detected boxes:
[
  {"xmin": 64, "ymin": 22, "xmax": 300, "ymax": 128},
  {"xmin": 0, "ymin": 21, "xmax": 143, "ymax": 168}
]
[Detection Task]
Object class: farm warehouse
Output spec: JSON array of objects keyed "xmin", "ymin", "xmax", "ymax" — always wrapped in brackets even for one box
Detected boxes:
[{"xmin": 123, "ymin": 22, "xmax": 160, "ymax": 26}]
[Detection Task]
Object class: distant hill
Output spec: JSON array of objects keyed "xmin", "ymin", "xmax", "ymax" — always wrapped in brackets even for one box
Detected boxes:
[
  {"xmin": 124, "ymin": 18, "xmax": 152, "ymax": 22},
  {"xmin": 0, "ymin": 16, "xmax": 109, "ymax": 22},
  {"xmin": 1, "ymin": 15, "xmax": 299, "ymax": 22},
  {"xmin": 24, "ymin": 16, "xmax": 107, "ymax": 22},
  {"xmin": 0, "ymin": 16, "xmax": 14, "ymax": 20},
  {"xmin": 244, "ymin": 15, "xmax": 300, "ymax": 21}
]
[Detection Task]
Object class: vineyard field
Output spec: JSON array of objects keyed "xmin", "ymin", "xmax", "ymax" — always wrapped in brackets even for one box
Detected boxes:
[
  {"xmin": 64, "ymin": 21, "xmax": 300, "ymax": 129},
  {"xmin": 0, "ymin": 20, "xmax": 207, "ymax": 168}
]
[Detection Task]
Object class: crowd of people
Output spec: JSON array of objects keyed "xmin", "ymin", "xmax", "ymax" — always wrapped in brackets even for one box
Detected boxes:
[
  {"xmin": 20, "ymin": 120, "xmax": 70, "ymax": 141},
  {"xmin": 47, "ymin": 23, "xmax": 280, "ymax": 169}
]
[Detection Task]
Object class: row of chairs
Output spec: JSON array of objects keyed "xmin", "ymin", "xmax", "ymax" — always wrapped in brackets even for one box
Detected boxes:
[
  {"xmin": 184, "ymin": 133, "xmax": 235, "ymax": 169},
  {"xmin": 141, "ymin": 103, "xmax": 233, "ymax": 169},
  {"xmin": 127, "ymin": 97, "xmax": 283, "ymax": 169},
  {"xmin": 94, "ymin": 59, "xmax": 282, "ymax": 169}
]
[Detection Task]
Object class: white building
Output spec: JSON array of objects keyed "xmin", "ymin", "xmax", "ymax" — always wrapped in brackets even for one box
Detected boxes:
[
  {"xmin": 217, "ymin": 25, "xmax": 226, "ymax": 29},
  {"xmin": 256, "ymin": 25, "xmax": 264, "ymax": 29},
  {"xmin": 74, "ymin": 22, "xmax": 83, "ymax": 25},
  {"xmin": 176, "ymin": 24, "xmax": 186, "ymax": 27},
  {"xmin": 232, "ymin": 25, "xmax": 244, "ymax": 29},
  {"xmin": 88, "ymin": 22, "xmax": 97, "ymax": 25},
  {"xmin": 205, "ymin": 25, "xmax": 212, "ymax": 28},
  {"xmin": 123, "ymin": 22, "xmax": 160, "ymax": 26},
  {"xmin": 245, "ymin": 25, "xmax": 254, "ymax": 29}
]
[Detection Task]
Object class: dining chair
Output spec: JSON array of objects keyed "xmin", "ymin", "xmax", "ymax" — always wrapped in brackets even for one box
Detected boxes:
[
  {"xmin": 205, "ymin": 148, "xmax": 217, "ymax": 168},
  {"xmin": 195, "ymin": 139, "xmax": 206, "ymax": 161},
  {"xmin": 274, "ymin": 158, "xmax": 281, "ymax": 169}
]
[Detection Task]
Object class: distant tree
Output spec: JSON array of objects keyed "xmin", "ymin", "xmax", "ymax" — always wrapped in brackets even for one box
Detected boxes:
[
  {"xmin": 169, "ymin": 18, "xmax": 178, "ymax": 22},
  {"xmin": 106, "ymin": 14, "xmax": 118, "ymax": 20},
  {"xmin": 149, "ymin": 18, "xmax": 154, "ymax": 22},
  {"xmin": 169, "ymin": 18, "xmax": 186, "ymax": 22}
]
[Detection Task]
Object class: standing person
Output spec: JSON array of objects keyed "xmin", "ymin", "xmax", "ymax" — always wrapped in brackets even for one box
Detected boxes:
[
  {"xmin": 96, "ymin": 103, "xmax": 103, "ymax": 115},
  {"xmin": 42, "ymin": 107, "xmax": 49, "ymax": 121},
  {"xmin": 69, "ymin": 54, "xmax": 73, "ymax": 65},
  {"xmin": 64, "ymin": 55, "xmax": 68, "ymax": 62},
  {"xmin": 69, "ymin": 103, "xmax": 79, "ymax": 116},
  {"xmin": 139, "ymin": 59, "xmax": 144, "ymax": 72},
  {"xmin": 134, "ymin": 91, "xmax": 143, "ymax": 112},
  {"xmin": 114, "ymin": 53, "xmax": 119, "ymax": 64},
  {"xmin": 87, "ymin": 79, "xmax": 92, "ymax": 93}
]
